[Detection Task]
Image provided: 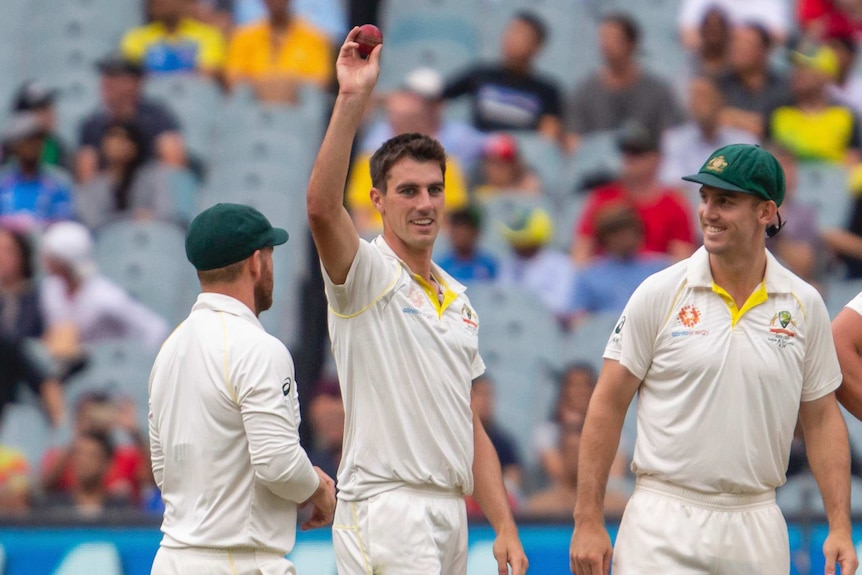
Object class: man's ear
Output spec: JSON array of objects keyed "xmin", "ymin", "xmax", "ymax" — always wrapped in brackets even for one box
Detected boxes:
[
  {"xmin": 370, "ymin": 187, "xmax": 385, "ymax": 214},
  {"xmin": 248, "ymin": 250, "xmax": 262, "ymax": 280}
]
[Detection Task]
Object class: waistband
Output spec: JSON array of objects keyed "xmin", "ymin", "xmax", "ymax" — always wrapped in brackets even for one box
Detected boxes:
[
  {"xmin": 159, "ymin": 544, "xmax": 285, "ymax": 558},
  {"xmin": 636, "ymin": 476, "xmax": 776, "ymax": 511}
]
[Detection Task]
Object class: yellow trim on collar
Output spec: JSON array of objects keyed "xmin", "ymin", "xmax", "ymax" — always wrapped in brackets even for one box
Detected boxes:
[
  {"xmin": 413, "ymin": 273, "xmax": 457, "ymax": 318},
  {"xmin": 712, "ymin": 281, "xmax": 768, "ymax": 328}
]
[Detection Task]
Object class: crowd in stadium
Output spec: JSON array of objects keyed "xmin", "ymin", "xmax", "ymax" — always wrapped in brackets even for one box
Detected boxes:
[{"xmin": 3, "ymin": 0, "xmax": 862, "ymax": 523}]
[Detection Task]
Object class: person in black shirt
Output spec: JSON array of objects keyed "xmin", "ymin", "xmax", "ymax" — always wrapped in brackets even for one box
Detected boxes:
[{"xmin": 443, "ymin": 11, "xmax": 563, "ymax": 142}]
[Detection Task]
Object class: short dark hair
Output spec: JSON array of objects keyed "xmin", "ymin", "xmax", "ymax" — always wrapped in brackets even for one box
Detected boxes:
[
  {"xmin": 741, "ymin": 22, "xmax": 772, "ymax": 50},
  {"xmin": 369, "ymin": 133, "xmax": 447, "ymax": 193},
  {"xmin": 602, "ymin": 13, "xmax": 640, "ymax": 47},
  {"xmin": 514, "ymin": 10, "xmax": 548, "ymax": 45},
  {"xmin": 0, "ymin": 227, "xmax": 34, "ymax": 280},
  {"xmin": 80, "ymin": 429, "xmax": 115, "ymax": 460}
]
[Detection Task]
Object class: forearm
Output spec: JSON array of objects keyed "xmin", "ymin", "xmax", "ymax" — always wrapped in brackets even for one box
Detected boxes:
[
  {"xmin": 574, "ymin": 399, "xmax": 628, "ymax": 523},
  {"xmin": 832, "ymin": 308, "xmax": 862, "ymax": 419},
  {"xmin": 39, "ymin": 379, "xmax": 66, "ymax": 427},
  {"xmin": 472, "ymin": 419, "xmax": 518, "ymax": 535},
  {"xmin": 802, "ymin": 397, "xmax": 853, "ymax": 532}
]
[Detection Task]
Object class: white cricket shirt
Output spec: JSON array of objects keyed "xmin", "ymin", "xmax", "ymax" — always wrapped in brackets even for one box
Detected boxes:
[
  {"xmin": 323, "ymin": 237, "xmax": 485, "ymax": 501},
  {"xmin": 606, "ymin": 247, "xmax": 841, "ymax": 494},
  {"xmin": 845, "ymin": 292, "xmax": 862, "ymax": 316},
  {"xmin": 148, "ymin": 293, "xmax": 319, "ymax": 553}
]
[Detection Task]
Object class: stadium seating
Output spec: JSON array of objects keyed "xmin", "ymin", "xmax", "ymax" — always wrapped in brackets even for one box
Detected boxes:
[
  {"xmin": 824, "ymin": 278, "xmax": 862, "ymax": 318},
  {"xmin": 144, "ymin": 75, "xmax": 223, "ymax": 161},
  {"xmin": 0, "ymin": 403, "xmax": 52, "ymax": 481},
  {"xmin": 795, "ymin": 163, "xmax": 851, "ymax": 230}
]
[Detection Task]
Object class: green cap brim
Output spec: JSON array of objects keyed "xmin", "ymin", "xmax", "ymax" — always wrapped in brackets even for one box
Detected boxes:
[
  {"xmin": 269, "ymin": 228, "xmax": 289, "ymax": 246},
  {"xmin": 681, "ymin": 172, "xmax": 749, "ymax": 193}
]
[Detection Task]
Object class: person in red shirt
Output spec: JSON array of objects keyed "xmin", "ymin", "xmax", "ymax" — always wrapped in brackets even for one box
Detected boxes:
[
  {"xmin": 571, "ymin": 122, "xmax": 696, "ymax": 266},
  {"xmin": 40, "ymin": 391, "xmax": 152, "ymax": 505},
  {"xmin": 799, "ymin": 0, "xmax": 862, "ymax": 41}
]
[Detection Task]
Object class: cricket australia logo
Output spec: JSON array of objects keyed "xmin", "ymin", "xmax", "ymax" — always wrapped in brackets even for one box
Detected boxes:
[
  {"xmin": 768, "ymin": 310, "xmax": 797, "ymax": 348},
  {"xmin": 706, "ymin": 155, "xmax": 728, "ymax": 173}
]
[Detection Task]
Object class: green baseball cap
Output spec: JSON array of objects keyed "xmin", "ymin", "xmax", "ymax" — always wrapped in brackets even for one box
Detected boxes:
[
  {"xmin": 185, "ymin": 203, "xmax": 288, "ymax": 271},
  {"xmin": 682, "ymin": 144, "xmax": 785, "ymax": 207}
]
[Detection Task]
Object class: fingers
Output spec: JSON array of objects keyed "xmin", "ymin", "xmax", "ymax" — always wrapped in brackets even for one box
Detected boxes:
[
  {"xmin": 367, "ymin": 43, "xmax": 383, "ymax": 67},
  {"xmin": 824, "ymin": 546, "xmax": 837, "ymax": 575},
  {"xmin": 840, "ymin": 555, "xmax": 860, "ymax": 575},
  {"xmin": 511, "ymin": 553, "xmax": 529, "ymax": 575},
  {"xmin": 494, "ymin": 549, "xmax": 507, "ymax": 575}
]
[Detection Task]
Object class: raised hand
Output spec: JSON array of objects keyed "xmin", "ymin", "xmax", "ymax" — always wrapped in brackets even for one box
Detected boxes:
[{"xmin": 336, "ymin": 26, "xmax": 383, "ymax": 97}]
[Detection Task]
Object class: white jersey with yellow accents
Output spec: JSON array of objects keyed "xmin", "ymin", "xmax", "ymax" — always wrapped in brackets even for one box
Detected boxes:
[
  {"xmin": 323, "ymin": 236, "xmax": 485, "ymax": 501},
  {"xmin": 605, "ymin": 247, "xmax": 841, "ymax": 494}
]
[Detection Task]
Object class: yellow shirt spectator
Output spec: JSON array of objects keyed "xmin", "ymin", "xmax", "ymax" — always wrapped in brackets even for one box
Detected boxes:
[
  {"xmin": 226, "ymin": 17, "xmax": 333, "ymax": 89},
  {"xmin": 346, "ymin": 153, "xmax": 470, "ymax": 236},
  {"xmin": 121, "ymin": 18, "xmax": 226, "ymax": 74},
  {"xmin": 768, "ymin": 105, "xmax": 862, "ymax": 163}
]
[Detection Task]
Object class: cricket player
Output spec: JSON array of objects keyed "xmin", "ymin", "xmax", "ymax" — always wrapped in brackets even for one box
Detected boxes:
[
  {"xmin": 148, "ymin": 203, "xmax": 336, "ymax": 575},
  {"xmin": 569, "ymin": 144, "xmax": 858, "ymax": 575},
  {"xmin": 306, "ymin": 29, "xmax": 528, "ymax": 575},
  {"xmin": 833, "ymin": 293, "xmax": 862, "ymax": 420}
]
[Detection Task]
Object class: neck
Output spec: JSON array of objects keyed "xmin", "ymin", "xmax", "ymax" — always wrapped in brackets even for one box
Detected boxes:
[
  {"xmin": 270, "ymin": 11, "xmax": 289, "ymax": 29},
  {"xmin": 18, "ymin": 160, "xmax": 39, "ymax": 177},
  {"xmin": 798, "ymin": 92, "xmax": 827, "ymax": 110},
  {"xmin": 162, "ymin": 16, "xmax": 181, "ymax": 32},
  {"xmin": 383, "ymin": 234, "xmax": 433, "ymax": 281},
  {"xmin": 698, "ymin": 120, "xmax": 719, "ymax": 140},
  {"xmin": 709, "ymin": 246, "xmax": 767, "ymax": 306},
  {"xmin": 624, "ymin": 177, "xmax": 657, "ymax": 196},
  {"xmin": 201, "ymin": 284, "xmax": 257, "ymax": 316},
  {"xmin": 604, "ymin": 60, "xmax": 638, "ymax": 84},
  {"xmin": 738, "ymin": 67, "xmax": 766, "ymax": 90},
  {"xmin": 505, "ymin": 59, "xmax": 530, "ymax": 75}
]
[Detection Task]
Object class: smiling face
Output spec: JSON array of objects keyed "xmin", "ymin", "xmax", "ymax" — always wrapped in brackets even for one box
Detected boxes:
[
  {"xmin": 372, "ymin": 157, "xmax": 445, "ymax": 256},
  {"xmin": 698, "ymin": 186, "xmax": 774, "ymax": 258}
]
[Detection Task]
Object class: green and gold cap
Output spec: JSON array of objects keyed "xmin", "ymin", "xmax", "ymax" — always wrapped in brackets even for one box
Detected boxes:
[
  {"xmin": 682, "ymin": 144, "xmax": 785, "ymax": 207},
  {"xmin": 186, "ymin": 203, "xmax": 288, "ymax": 271}
]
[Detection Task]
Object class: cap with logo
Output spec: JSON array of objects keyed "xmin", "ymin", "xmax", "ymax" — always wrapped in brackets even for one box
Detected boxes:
[
  {"xmin": 14, "ymin": 80, "xmax": 57, "ymax": 111},
  {"xmin": 791, "ymin": 44, "xmax": 840, "ymax": 80},
  {"xmin": 499, "ymin": 207, "xmax": 553, "ymax": 248},
  {"xmin": 185, "ymin": 203, "xmax": 289, "ymax": 271},
  {"xmin": 681, "ymin": 143, "xmax": 785, "ymax": 207}
]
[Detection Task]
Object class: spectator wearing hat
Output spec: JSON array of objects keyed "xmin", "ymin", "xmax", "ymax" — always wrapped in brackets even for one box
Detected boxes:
[
  {"xmin": 39, "ymin": 221, "xmax": 169, "ymax": 354},
  {"xmin": 826, "ymin": 33, "xmax": 862, "ymax": 118},
  {"xmin": 473, "ymin": 133, "xmax": 542, "ymax": 200},
  {"xmin": 496, "ymin": 207, "xmax": 576, "ymax": 319},
  {"xmin": 121, "ymin": 0, "xmax": 226, "ymax": 76},
  {"xmin": 716, "ymin": 23, "xmax": 791, "ymax": 139},
  {"xmin": 572, "ymin": 122, "xmax": 696, "ymax": 266},
  {"xmin": 438, "ymin": 205, "xmax": 499, "ymax": 285},
  {"xmin": 76, "ymin": 53, "xmax": 186, "ymax": 185},
  {"xmin": 568, "ymin": 206, "xmax": 670, "ymax": 327},
  {"xmin": 360, "ymin": 68, "xmax": 487, "ymax": 176},
  {"xmin": 443, "ymin": 11, "xmax": 564, "ymax": 142},
  {"xmin": 799, "ymin": 0, "xmax": 862, "ymax": 42},
  {"xmin": 767, "ymin": 43, "xmax": 862, "ymax": 164},
  {"xmin": 678, "ymin": 0, "xmax": 790, "ymax": 50},
  {"xmin": 566, "ymin": 13, "xmax": 684, "ymax": 152},
  {"xmin": 0, "ymin": 112, "xmax": 74, "ymax": 232},
  {"xmin": 225, "ymin": 0, "xmax": 333, "ymax": 103},
  {"xmin": 8, "ymin": 80, "xmax": 69, "ymax": 170}
]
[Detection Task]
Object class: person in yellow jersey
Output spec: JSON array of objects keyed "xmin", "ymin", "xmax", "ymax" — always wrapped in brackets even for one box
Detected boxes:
[
  {"xmin": 306, "ymin": 28, "xmax": 528, "ymax": 575},
  {"xmin": 569, "ymin": 143, "xmax": 858, "ymax": 575},
  {"xmin": 148, "ymin": 203, "xmax": 335, "ymax": 575}
]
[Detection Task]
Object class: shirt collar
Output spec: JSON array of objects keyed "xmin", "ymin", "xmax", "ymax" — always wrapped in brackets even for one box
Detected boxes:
[
  {"xmin": 686, "ymin": 245, "xmax": 794, "ymax": 294},
  {"xmin": 372, "ymin": 235, "xmax": 467, "ymax": 295},
  {"xmin": 192, "ymin": 292, "xmax": 265, "ymax": 330}
]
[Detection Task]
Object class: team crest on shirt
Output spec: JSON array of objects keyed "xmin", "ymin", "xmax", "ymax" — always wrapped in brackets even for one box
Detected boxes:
[
  {"xmin": 767, "ymin": 310, "xmax": 797, "ymax": 348},
  {"xmin": 671, "ymin": 305, "xmax": 710, "ymax": 337},
  {"xmin": 461, "ymin": 304, "xmax": 478, "ymax": 334}
]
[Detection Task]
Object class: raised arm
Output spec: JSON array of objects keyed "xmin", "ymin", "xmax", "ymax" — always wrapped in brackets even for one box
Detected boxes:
[
  {"xmin": 307, "ymin": 28, "xmax": 382, "ymax": 285},
  {"xmin": 570, "ymin": 359, "xmax": 641, "ymax": 575}
]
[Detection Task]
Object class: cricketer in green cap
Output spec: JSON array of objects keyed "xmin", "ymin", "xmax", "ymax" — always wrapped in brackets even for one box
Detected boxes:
[
  {"xmin": 682, "ymin": 143, "xmax": 786, "ymax": 207},
  {"xmin": 186, "ymin": 203, "xmax": 289, "ymax": 271}
]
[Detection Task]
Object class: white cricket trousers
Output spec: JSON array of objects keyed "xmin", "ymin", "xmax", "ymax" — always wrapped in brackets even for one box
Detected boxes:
[
  {"xmin": 612, "ymin": 476, "xmax": 790, "ymax": 574},
  {"xmin": 332, "ymin": 485, "xmax": 468, "ymax": 575},
  {"xmin": 151, "ymin": 546, "xmax": 297, "ymax": 575}
]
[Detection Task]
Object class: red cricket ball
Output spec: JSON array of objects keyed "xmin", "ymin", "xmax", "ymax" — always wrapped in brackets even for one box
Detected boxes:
[{"xmin": 356, "ymin": 24, "xmax": 383, "ymax": 58}]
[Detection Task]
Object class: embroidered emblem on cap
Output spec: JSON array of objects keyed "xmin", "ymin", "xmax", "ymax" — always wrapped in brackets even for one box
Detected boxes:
[{"xmin": 706, "ymin": 156, "xmax": 728, "ymax": 173}]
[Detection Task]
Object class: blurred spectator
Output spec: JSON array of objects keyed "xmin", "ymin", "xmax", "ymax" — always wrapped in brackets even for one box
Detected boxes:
[
  {"xmin": 39, "ymin": 222, "xmax": 169, "ymax": 351},
  {"xmin": 496, "ymin": 207, "xmax": 576, "ymax": 319},
  {"xmin": 77, "ymin": 53, "xmax": 186, "ymax": 185},
  {"xmin": 687, "ymin": 6, "xmax": 733, "ymax": 78},
  {"xmin": 679, "ymin": 0, "xmax": 790, "ymax": 49},
  {"xmin": 764, "ymin": 143, "xmax": 823, "ymax": 284},
  {"xmin": 466, "ymin": 375, "xmax": 522, "ymax": 517},
  {"xmin": 0, "ymin": 336, "xmax": 65, "ymax": 427},
  {"xmin": 473, "ymin": 133, "xmax": 542, "ymax": 200},
  {"xmin": 360, "ymin": 68, "xmax": 487, "ymax": 177},
  {"xmin": 0, "ymin": 112, "xmax": 74, "ymax": 231},
  {"xmin": 572, "ymin": 122, "xmax": 696, "ymax": 266},
  {"xmin": 42, "ymin": 430, "xmax": 135, "ymax": 517},
  {"xmin": 438, "ymin": 205, "xmax": 499, "ymax": 284},
  {"xmin": 530, "ymin": 363, "xmax": 630, "ymax": 488},
  {"xmin": 798, "ymin": 0, "xmax": 862, "ymax": 41},
  {"xmin": 716, "ymin": 23, "xmax": 791, "ymax": 138},
  {"xmin": 8, "ymin": 80, "xmax": 69, "ymax": 170},
  {"xmin": 827, "ymin": 33, "xmax": 862, "ymax": 117},
  {"xmin": 443, "ymin": 11, "xmax": 563, "ymax": 141},
  {"xmin": 568, "ymin": 206, "xmax": 670, "ymax": 327},
  {"xmin": 306, "ymin": 377, "xmax": 343, "ymax": 481},
  {"xmin": 767, "ymin": 44, "xmax": 862, "ymax": 163},
  {"xmin": 121, "ymin": 0, "xmax": 226, "ymax": 76},
  {"xmin": 660, "ymin": 75, "xmax": 759, "ymax": 201},
  {"xmin": 566, "ymin": 13, "xmax": 684, "ymax": 152},
  {"xmin": 225, "ymin": 0, "xmax": 333, "ymax": 103},
  {"xmin": 525, "ymin": 424, "xmax": 628, "ymax": 518},
  {"xmin": 191, "ymin": 0, "xmax": 234, "ymax": 37},
  {"xmin": 0, "ymin": 439, "xmax": 29, "ymax": 514},
  {"xmin": 233, "ymin": 0, "xmax": 347, "ymax": 43},
  {"xmin": 75, "ymin": 121, "xmax": 185, "ymax": 230},
  {"xmin": 822, "ymin": 170, "xmax": 862, "ymax": 278},
  {"xmin": 41, "ymin": 392, "xmax": 152, "ymax": 505},
  {"xmin": 0, "ymin": 227, "xmax": 44, "ymax": 341}
]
